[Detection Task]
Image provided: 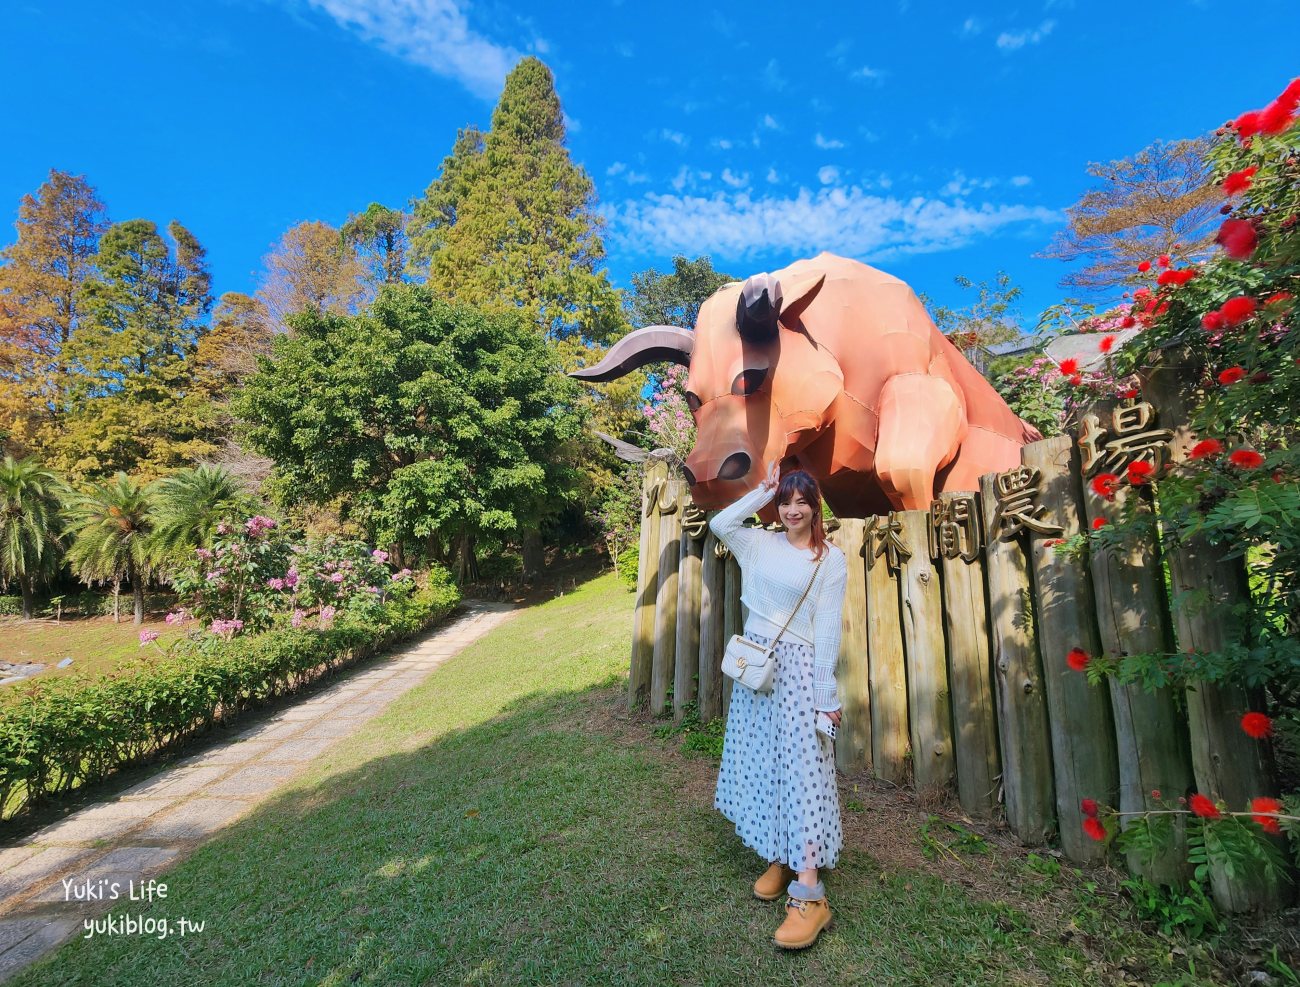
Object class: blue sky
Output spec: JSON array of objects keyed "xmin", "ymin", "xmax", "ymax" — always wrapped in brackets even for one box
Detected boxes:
[{"xmin": 2, "ymin": 0, "xmax": 1298, "ymax": 332}]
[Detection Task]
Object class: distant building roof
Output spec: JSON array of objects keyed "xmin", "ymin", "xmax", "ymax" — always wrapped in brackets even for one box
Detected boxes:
[{"xmin": 986, "ymin": 335, "xmax": 1041, "ymax": 357}]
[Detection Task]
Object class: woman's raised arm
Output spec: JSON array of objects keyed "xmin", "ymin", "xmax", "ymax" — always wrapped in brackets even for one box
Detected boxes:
[{"xmin": 707, "ymin": 481, "xmax": 775, "ymax": 568}]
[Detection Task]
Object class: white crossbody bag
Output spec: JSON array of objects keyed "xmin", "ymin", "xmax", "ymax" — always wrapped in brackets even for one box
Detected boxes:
[{"xmin": 721, "ymin": 556, "xmax": 824, "ymax": 694}]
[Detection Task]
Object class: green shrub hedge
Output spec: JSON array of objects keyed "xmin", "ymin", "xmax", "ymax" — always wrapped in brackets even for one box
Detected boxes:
[
  {"xmin": 0, "ymin": 569, "xmax": 460, "ymax": 821},
  {"xmin": 0, "ymin": 597, "xmax": 20, "ymax": 617}
]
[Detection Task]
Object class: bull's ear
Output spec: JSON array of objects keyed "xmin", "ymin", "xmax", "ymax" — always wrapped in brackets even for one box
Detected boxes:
[{"xmin": 779, "ymin": 273, "xmax": 826, "ymax": 327}]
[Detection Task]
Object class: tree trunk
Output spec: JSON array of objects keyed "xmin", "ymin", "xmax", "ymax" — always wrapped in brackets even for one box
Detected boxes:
[
  {"xmin": 521, "ymin": 529, "xmax": 544, "ymax": 578},
  {"xmin": 457, "ymin": 532, "xmax": 480, "ymax": 583},
  {"xmin": 19, "ymin": 577, "xmax": 35, "ymax": 621},
  {"xmin": 113, "ymin": 581, "xmax": 121, "ymax": 623},
  {"xmin": 132, "ymin": 567, "xmax": 145, "ymax": 627}
]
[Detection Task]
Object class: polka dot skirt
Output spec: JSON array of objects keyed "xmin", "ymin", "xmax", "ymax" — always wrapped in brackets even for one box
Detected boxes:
[{"xmin": 713, "ymin": 631, "xmax": 843, "ymax": 872}]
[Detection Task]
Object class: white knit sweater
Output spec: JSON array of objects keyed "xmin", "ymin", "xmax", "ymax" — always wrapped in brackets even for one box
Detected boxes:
[{"xmin": 709, "ymin": 483, "xmax": 848, "ymax": 712}]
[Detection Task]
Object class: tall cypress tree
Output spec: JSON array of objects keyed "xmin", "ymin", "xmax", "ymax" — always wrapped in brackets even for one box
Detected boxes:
[{"xmin": 408, "ymin": 57, "xmax": 623, "ymax": 347}]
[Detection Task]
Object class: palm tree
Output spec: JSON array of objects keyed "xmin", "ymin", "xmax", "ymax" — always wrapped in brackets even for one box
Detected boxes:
[
  {"xmin": 0, "ymin": 456, "xmax": 69, "ymax": 619},
  {"xmin": 65, "ymin": 473, "xmax": 155, "ymax": 625},
  {"xmin": 147, "ymin": 464, "xmax": 253, "ymax": 575}
]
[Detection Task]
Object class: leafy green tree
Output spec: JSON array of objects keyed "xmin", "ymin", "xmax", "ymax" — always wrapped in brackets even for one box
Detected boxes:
[
  {"xmin": 407, "ymin": 57, "xmax": 624, "ymax": 346},
  {"xmin": 627, "ymin": 255, "xmax": 734, "ymax": 330},
  {"xmin": 235, "ymin": 283, "xmax": 586, "ymax": 582},
  {"xmin": 48, "ymin": 219, "xmax": 217, "ymax": 479},
  {"xmin": 65, "ymin": 472, "xmax": 155, "ymax": 624},
  {"xmin": 342, "ymin": 203, "xmax": 408, "ymax": 288},
  {"xmin": 0, "ymin": 455, "xmax": 69, "ymax": 618},
  {"xmin": 922, "ymin": 271, "xmax": 1025, "ymax": 350},
  {"xmin": 0, "ymin": 170, "xmax": 108, "ymax": 455},
  {"xmin": 147, "ymin": 465, "xmax": 255, "ymax": 575}
]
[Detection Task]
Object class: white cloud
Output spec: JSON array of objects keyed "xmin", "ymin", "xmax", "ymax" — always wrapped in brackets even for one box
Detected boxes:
[
  {"xmin": 996, "ymin": 19, "xmax": 1056, "ymax": 50},
  {"xmin": 606, "ymin": 161, "xmax": 627, "ymax": 176},
  {"xmin": 763, "ymin": 58, "xmax": 787, "ymax": 91},
  {"xmin": 817, "ymin": 165, "xmax": 841, "ymax": 185},
  {"xmin": 762, "ymin": 113, "xmax": 781, "ymax": 130},
  {"xmin": 851, "ymin": 66, "xmax": 885, "ymax": 83},
  {"xmin": 564, "ymin": 112, "xmax": 580, "ymax": 133},
  {"xmin": 625, "ymin": 171, "xmax": 650, "ymax": 184},
  {"xmin": 721, "ymin": 168, "xmax": 749, "ymax": 188},
  {"xmin": 1010, "ymin": 175, "xmax": 1033, "ymax": 187},
  {"xmin": 766, "ymin": 167, "xmax": 781, "ymax": 183},
  {"xmin": 609, "ymin": 186, "xmax": 1058, "ymax": 260},
  {"xmin": 660, "ymin": 128, "xmax": 689, "ymax": 146},
  {"xmin": 713, "ymin": 138, "xmax": 734, "ymax": 150},
  {"xmin": 960, "ymin": 16, "xmax": 982, "ymax": 36},
  {"xmin": 295, "ymin": 0, "xmax": 523, "ymax": 99},
  {"xmin": 815, "ymin": 133, "xmax": 846, "ymax": 150}
]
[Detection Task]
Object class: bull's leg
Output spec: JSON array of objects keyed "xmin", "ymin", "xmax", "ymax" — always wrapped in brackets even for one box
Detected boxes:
[{"xmin": 875, "ymin": 373, "xmax": 966, "ymax": 510}]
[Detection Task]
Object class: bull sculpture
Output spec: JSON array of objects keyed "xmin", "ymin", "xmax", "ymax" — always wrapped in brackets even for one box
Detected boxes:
[{"xmin": 571, "ymin": 251, "xmax": 1041, "ymax": 519}]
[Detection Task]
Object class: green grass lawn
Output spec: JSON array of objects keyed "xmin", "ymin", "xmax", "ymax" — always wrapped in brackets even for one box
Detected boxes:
[
  {"xmin": 8, "ymin": 572, "xmax": 1232, "ymax": 985},
  {"xmin": 0, "ymin": 615, "xmax": 184, "ymax": 684}
]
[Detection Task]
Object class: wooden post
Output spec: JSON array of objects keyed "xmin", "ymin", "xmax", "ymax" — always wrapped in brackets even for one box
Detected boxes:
[
  {"xmin": 980, "ymin": 471, "xmax": 1055, "ymax": 845},
  {"xmin": 1078, "ymin": 399, "xmax": 1193, "ymax": 887},
  {"xmin": 673, "ymin": 509, "xmax": 704, "ymax": 724},
  {"xmin": 650, "ymin": 472, "xmax": 684, "ymax": 717},
  {"xmin": 697, "ymin": 529, "xmax": 725, "ymax": 724},
  {"xmin": 896, "ymin": 509, "xmax": 954, "ymax": 794},
  {"xmin": 1022, "ymin": 435, "xmax": 1119, "ymax": 864},
  {"xmin": 722, "ymin": 552, "xmax": 741, "ymax": 719},
  {"xmin": 630, "ymin": 457, "xmax": 666, "ymax": 710},
  {"xmin": 1144, "ymin": 357, "xmax": 1290, "ymax": 910},
  {"xmin": 865, "ymin": 515, "xmax": 909, "ymax": 785},
  {"xmin": 829, "ymin": 519, "xmax": 871, "ymax": 774},
  {"xmin": 935, "ymin": 492, "xmax": 1000, "ymax": 820}
]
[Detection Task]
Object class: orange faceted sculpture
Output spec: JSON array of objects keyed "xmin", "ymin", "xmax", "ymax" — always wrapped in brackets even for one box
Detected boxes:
[{"xmin": 572, "ymin": 252, "xmax": 1040, "ymax": 519}]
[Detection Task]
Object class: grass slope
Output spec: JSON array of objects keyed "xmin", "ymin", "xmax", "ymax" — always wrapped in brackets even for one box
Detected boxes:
[{"xmin": 9, "ymin": 573, "xmax": 1217, "ymax": 986}]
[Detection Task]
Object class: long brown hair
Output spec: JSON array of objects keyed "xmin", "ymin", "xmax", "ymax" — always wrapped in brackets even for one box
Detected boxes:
[{"xmin": 776, "ymin": 470, "xmax": 830, "ymax": 561}]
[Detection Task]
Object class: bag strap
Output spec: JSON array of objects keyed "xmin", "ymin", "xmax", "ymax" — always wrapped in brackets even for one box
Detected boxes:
[{"xmin": 768, "ymin": 555, "xmax": 825, "ymax": 649}]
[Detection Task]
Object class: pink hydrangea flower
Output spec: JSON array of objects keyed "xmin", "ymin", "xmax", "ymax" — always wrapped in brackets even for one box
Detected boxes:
[
  {"xmin": 139, "ymin": 629, "xmax": 159, "ymax": 645},
  {"xmin": 371, "ymin": 549, "xmax": 389, "ymax": 563}
]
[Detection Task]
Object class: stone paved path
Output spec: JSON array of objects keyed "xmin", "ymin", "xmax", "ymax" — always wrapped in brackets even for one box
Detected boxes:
[{"xmin": 0, "ymin": 600, "xmax": 517, "ymax": 982}]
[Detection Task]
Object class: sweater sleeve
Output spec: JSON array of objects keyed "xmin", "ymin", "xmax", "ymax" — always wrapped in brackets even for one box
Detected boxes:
[
  {"xmin": 707, "ymin": 482, "xmax": 774, "ymax": 567},
  {"xmin": 812, "ymin": 547, "xmax": 849, "ymax": 712}
]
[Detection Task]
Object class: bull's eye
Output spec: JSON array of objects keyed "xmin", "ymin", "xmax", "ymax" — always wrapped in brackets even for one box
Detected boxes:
[
  {"xmin": 685, "ymin": 390, "xmax": 702, "ymax": 413},
  {"xmin": 731, "ymin": 367, "xmax": 769, "ymax": 396}
]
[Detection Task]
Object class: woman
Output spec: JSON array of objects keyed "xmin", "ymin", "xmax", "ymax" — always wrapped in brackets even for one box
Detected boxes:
[{"xmin": 710, "ymin": 461, "xmax": 849, "ymax": 950}]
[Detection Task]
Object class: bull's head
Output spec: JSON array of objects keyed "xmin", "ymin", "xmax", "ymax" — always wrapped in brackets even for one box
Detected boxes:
[{"xmin": 570, "ymin": 270, "xmax": 840, "ymax": 508}]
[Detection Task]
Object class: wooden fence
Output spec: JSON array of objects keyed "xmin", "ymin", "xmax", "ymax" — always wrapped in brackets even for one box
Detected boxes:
[{"xmin": 628, "ymin": 359, "xmax": 1289, "ymax": 911}]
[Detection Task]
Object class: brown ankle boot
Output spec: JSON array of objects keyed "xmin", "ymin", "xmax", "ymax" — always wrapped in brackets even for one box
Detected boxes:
[
  {"xmin": 773, "ymin": 894, "xmax": 832, "ymax": 949},
  {"xmin": 752, "ymin": 862, "xmax": 796, "ymax": 901}
]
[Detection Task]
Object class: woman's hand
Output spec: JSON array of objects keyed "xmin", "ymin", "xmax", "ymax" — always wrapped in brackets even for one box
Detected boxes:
[
  {"xmin": 824, "ymin": 709, "xmax": 842, "ymax": 728},
  {"xmin": 761, "ymin": 459, "xmax": 781, "ymax": 492}
]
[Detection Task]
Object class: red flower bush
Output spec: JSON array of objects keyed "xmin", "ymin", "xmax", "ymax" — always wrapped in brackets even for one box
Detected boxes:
[
  {"xmin": 1081, "ymin": 798, "xmax": 1099, "ymax": 818},
  {"xmin": 1127, "ymin": 460, "xmax": 1154, "ymax": 485},
  {"xmin": 1157, "ymin": 268, "xmax": 1196, "ymax": 287},
  {"xmin": 1083, "ymin": 817, "xmax": 1106, "ymax": 841},
  {"xmin": 1216, "ymin": 219, "xmax": 1257, "ymax": 260},
  {"xmin": 1058, "ymin": 357, "xmax": 1079, "ymax": 375},
  {"xmin": 1220, "ymin": 296, "xmax": 1258, "ymax": 325},
  {"xmin": 1067, "ymin": 647, "xmax": 1091, "ymax": 672},
  {"xmin": 1229, "ymin": 450, "xmax": 1265, "ymax": 470},
  {"xmin": 1137, "ymin": 259, "xmax": 1151, "ymax": 273},
  {"xmin": 1189, "ymin": 793, "xmax": 1221, "ymax": 820},
  {"xmin": 1157, "ymin": 254, "xmax": 1171, "ymax": 268},
  {"xmin": 1201, "ymin": 310, "xmax": 1224, "ymax": 331},
  {"xmin": 1091, "ymin": 473, "xmax": 1120, "ymax": 499},
  {"xmin": 1189, "ymin": 438, "xmax": 1224, "ymax": 460},
  {"xmin": 1241, "ymin": 711, "xmax": 1273, "ymax": 738},
  {"xmin": 1218, "ymin": 366, "xmax": 1246, "ymax": 385},
  {"xmin": 1099, "ymin": 334, "xmax": 1117, "ymax": 354},
  {"xmin": 1250, "ymin": 797, "xmax": 1283, "ymax": 835},
  {"xmin": 1222, "ymin": 166, "xmax": 1258, "ymax": 195},
  {"xmin": 1092, "ymin": 516, "xmax": 1108, "ymax": 530}
]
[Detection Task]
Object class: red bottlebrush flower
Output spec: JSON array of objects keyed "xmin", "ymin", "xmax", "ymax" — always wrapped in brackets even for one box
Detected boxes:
[
  {"xmin": 1157, "ymin": 268, "xmax": 1196, "ymax": 287},
  {"xmin": 1218, "ymin": 366, "xmax": 1246, "ymax": 385},
  {"xmin": 1265, "ymin": 291, "xmax": 1294, "ymax": 308},
  {"xmin": 1092, "ymin": 516, "xmax": 1108, "ymax": 530},
  {"xmin": 1058, "ymin": 357, "xmax": 1079, "ymax": 375},
  {"xmin": 1259, "ymin": 99, "xmax": 1296, "ymax": 136},
  {"xmin": 1091, "ymin": 473, "xmax": 1120, "ymax": 500},
  {"xmin": 1081, "ymin": 798, "xmax": 1099, "ymax": 818},
  {"xmin": 1157, "ymin": 254, "xmax": 1171, "ymax": 268},
  {"xmin": 1216, "ymin": 219, "xmax": 1257, "ymax": 260},
  {"xmin": 1133, "ymin": 287, "xmax": 1152, "ymax": 301},
  {"xmin": 1220, "ymin": 296, "xmax": 1257, "ymax": 326},
  {"xmin": 1229, "ymin": 450, "xmax": 1265, "ymax": 470},
  {"xmin": 1189, "ymin": 438, "xmax": 1224, "ymax": 460},
  {"xmin": 1119, "ymin": 388, "xmax": 1139, "ymax": 399},
  {"xmin": 1137, "ymin": 260, "xmax": 1151, "ymax": 273},
  {"xmin": 1189, "ymin": 793, "xmax": 1221, "ymax": 820},
  {"xmin": 1083, "ymin": 817, "xmax": 1106, "ymax": 842},
  {"xmin": 1121, "ymin": 315, "xmax": 1137, "ymax": 328},
  {"xmin": 1222, "ymin": 166, "xmax": 1258, "ymax": 196},
  {"xmin": 1241, "ymin": 711, "xmax": 1273, "ymax": 738},
  {"xmin": 1201, "ymin": 311, "xmax": 1225, "ymax": 332},
  {"xmin": 1068, "ymin": 373, "xmax": 1083, "ymax": 387},
  {"xmin": 1234, "ymin": 110, "xmax": 1261, "ymax": 138},
  {"xmin": 1067, "ymin": 647, "xmax": 1091, "ymax": 672},
  {"xmin": 1099, "ymin": 334, "xmax": 1117, "ymax": 354},
  {"xmin": 1282, "ymin": 78, "xmax": 1300, "ymax": 109},
  {"xmin": 1250, "ymin": 797, "xmax": 1283, "ymax": 835},
  {"xmin": 1127, "ymin": 460, "xmax": 1154, "ymax": 485}
]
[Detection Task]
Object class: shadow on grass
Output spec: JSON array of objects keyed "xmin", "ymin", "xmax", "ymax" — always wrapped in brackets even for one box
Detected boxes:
[{"xmin": 5, "ymin": 671, "xmax": 1170, "ymax": 987}]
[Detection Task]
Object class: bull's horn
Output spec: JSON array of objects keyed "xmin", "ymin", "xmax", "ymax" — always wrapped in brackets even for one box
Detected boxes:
[
  {"xmin": 567, "ymin": 325, "xmax": 694, "ymax": 382},
  {"xmin": 736, "ymin": 272, "xmax": 783, "ymax": 342}
]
